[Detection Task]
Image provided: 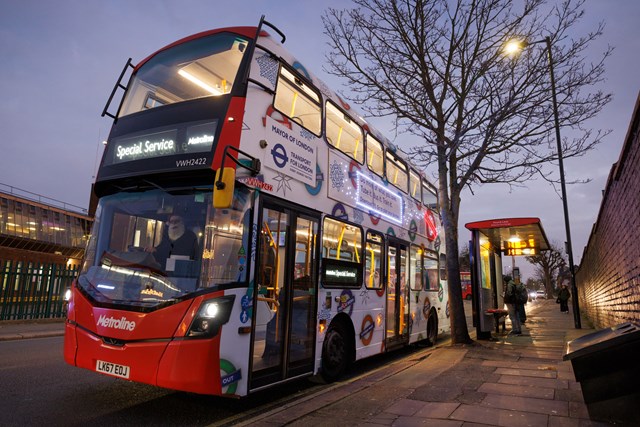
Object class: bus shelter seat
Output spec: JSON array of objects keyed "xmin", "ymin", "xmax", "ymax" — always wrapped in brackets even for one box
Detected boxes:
[{"xmin": 485, "ymin": 308, "xmax": 509, "ymax": 333}]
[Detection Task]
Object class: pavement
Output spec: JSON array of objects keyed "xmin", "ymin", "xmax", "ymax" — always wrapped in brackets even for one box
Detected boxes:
[
  {"xmin": 0, "ymin": 301, "xmax": 618, "ymax": 426},
  {"xmin": 235, "ymin": 299, "xmax": 616, "ymax": 427},
  {"xmin": 0, "ymin": 317, "xmax": 65, "ymax": 341}
]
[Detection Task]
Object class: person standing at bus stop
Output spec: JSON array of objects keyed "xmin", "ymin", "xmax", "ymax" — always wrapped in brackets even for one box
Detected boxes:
[
  {"xmin": 503, "ymin": 275, "xmax": 522, "ymax": 335},
  {"xmin": 515, "ymin": 276, "xmax": 528, "ymax": 324}
]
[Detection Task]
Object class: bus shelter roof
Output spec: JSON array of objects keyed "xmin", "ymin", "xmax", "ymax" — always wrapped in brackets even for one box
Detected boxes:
[{"xmin": 464, "ymin": 217, "xmax": 550, "ymax": 254}]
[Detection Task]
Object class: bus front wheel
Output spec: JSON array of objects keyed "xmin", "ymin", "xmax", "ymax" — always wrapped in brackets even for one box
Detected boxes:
[{"xmin": 321, "ymin": 322, "xmax": 350, "ymax": 382}]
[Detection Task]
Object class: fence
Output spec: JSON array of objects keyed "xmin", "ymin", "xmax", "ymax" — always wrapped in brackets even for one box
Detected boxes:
[{"xmin": 0, "ymin": 259, "xmax": 78, "ymax": 320}]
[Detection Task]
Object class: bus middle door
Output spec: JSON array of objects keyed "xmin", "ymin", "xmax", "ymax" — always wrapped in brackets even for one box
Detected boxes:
[{"xmin": 385, "ymin": 238, "xmax": 409, "ymax": 350}]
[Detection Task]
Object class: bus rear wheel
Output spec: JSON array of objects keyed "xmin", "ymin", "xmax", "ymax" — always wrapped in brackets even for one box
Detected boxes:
[
  {"xmin": 425, "ymin": 311, "xmax": 438, "ymax": 347},
  {"xmin": 321, "ymin": 322, "xmax": 350, "ymax": 382}
]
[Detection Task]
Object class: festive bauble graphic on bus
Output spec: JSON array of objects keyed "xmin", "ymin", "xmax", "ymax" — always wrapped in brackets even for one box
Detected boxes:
[
  {"xmin": 348, "ymin": 160, "xmax": 361, "ymax": 189},
  {"xmin": 438, "ymin": 283, "xmax": 444, "ymax": 302},
  {"xmin": 409, "ymin": 219, "xmax": 418, "ymax": 242},
  {"xmin": 359, "ymin": 314, "xmax": 375, "ymax": 346},
  {"xmin": 220, "ymin": 359, "xmax": 241, "ymax": 395},
  {"xmin": 425, "ymin": 209, "xmax": 438, "ymax": 241},
  {"xmin": 337, "ymin": 94, "xmax": 351, "ymax": 110},
  {"xmin": 262, "ymin": 105, "xmax": 293, "ymax": 129},
  {"xmin": 331, "ymin": 203, "xmax": 349, "ymax": 221},
  {"xmin": 386, "ymin": 227, "xmax": 395, "ymax": 237},
  {"xmin": 292, "ymin": 61, "xmax": 311, "ymax": 81},
  {"xmin": 305, "ymin": 163, "xmax": 324, "ymax": 195},
  {"xmin": 423, "ymin": 296, "xmax": 431, "ymax": 320},
  {"xmin": 336, "ymin": 290, "xmax": 355, "ymax": 316},
  {"xmin": 369, "ymin": 210, "xmax": 381, "ymax": 225}
]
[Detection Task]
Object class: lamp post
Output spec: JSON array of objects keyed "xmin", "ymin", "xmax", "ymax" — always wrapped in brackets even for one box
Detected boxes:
[{"xmin": 505, "ymin": 36, "xmax": 581, "ymax": 328}]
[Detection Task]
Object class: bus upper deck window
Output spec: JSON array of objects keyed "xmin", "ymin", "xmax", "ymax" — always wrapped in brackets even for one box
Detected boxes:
[
  {"xmin": 119, "ymin": 34, "xmax": 248, "ymax": 117},
  {"xmin": 273, "ymin": 67, "xmax": 322, "ymax": 135},
  {"xmin": 385, "ymin": 151, "xmax": 408, "ymax": 193},
  {"xmin": 325, "ymin": 101, "xmax": 364, "ymax": 164},
  {"xmin": 422, "ymin": 179, "xmax": 438, "ymax": 210},
  {"xmin": 366, "ymin": 135, "xmax": 384, "ymax": 177},
  {"xmin": 409, "ymin": 169, "xmax": 421, "ymax": 202}
]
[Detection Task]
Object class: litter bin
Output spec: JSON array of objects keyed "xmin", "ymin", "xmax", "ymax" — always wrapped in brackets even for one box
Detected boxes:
[{"xmin": 563, "ymin": 322, "xmax": 640, "ymax": 424}]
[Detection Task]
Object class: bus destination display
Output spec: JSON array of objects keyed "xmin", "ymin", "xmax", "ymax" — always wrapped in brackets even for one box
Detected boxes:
[{"xmin": 105, "ymin": 120, "xmax": 218, "ymax": 165}]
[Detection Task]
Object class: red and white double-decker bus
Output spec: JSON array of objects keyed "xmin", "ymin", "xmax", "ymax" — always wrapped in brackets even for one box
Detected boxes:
[{"xmin": 64, "ymin": 17, "xmax": 449, "ymax": 397}]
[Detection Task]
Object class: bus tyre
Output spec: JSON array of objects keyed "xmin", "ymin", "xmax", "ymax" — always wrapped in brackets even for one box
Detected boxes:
[
  {"xmin": 425, "ymin": 311, "xmax": 438, "ymax": 347},
  {"xmin": 321, "ymin": 322, "xmax": 350, "ymax": 382}
]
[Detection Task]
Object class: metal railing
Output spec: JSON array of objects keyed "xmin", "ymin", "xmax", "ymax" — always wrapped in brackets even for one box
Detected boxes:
[
  {"xmin": 0, "ymin": 182, "xmax": 88, "ymax": 215},
  {"xmin": 0, "ymin": 259, "xmax": 78, "ymax": 320}
]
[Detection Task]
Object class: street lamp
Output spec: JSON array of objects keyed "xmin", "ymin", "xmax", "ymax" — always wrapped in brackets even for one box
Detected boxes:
[{"xmin": 504, "ymin": 36, "xmax": 581, "ymax": 329}]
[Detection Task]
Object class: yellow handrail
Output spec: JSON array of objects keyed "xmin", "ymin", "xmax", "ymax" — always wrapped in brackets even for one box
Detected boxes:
[{"xmin": 336, "ymin": 224, "xmax": 346, "ymax": 259}]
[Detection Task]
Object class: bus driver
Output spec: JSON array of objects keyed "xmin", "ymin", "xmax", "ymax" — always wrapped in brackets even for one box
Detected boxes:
[{"xmin": 149, "ymin": 215, "xmax": 199, "ymax": 271}]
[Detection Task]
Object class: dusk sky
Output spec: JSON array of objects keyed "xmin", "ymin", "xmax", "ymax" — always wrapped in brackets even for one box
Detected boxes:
[{"xmin": 1, "ymin": 1, "xmax": 638, "ymax": 279}]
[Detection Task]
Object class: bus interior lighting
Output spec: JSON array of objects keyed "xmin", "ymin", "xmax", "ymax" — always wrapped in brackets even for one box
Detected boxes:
[{"xmin": 178, "ymin": 69, "xmax": 223, "ymax": 96}]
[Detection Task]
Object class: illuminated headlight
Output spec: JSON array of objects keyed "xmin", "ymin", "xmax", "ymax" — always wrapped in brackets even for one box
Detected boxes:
[
  {"xmin": 202, "ymin": 302, "xmax": 220, "ymax": 318},
  {"xmin": 64, "ymin": 288, "xmax": 72, "ymax": 302},
  {"xmin": 187, "ymin": 295, "xmax": 236, "ymax": 338}
]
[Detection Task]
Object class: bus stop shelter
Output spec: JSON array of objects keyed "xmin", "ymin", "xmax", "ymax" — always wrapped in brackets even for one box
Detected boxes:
[{"xmin": 465, "ymin": 217, "xmax": 550, "ymax": 340}]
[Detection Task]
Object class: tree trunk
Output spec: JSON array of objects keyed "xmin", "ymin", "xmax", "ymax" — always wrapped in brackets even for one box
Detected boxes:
[{"xmin": 438, "ymin": 149, "xmax": 472, "ymax": 344}]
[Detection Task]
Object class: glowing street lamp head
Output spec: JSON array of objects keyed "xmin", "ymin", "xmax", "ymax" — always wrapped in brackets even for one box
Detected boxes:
[{"xmin": 503, "ymin": 39, "xmax": 526, "ymax": 56}]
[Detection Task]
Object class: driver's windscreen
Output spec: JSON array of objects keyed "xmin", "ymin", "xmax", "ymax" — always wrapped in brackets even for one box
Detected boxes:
[{"xmin": 79, "ymin": 187, "xmax": 252, "ymax": 308}]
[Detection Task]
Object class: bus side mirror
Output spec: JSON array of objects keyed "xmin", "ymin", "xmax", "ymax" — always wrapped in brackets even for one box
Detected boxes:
[{"xmin": 213, "ymin": 167, "xmax": 236, "ymax": 208}]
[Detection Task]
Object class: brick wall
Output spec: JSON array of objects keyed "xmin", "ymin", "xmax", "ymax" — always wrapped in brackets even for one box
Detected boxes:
[{"xmin": 575, "ymin": 94, "xmax": 640, "ymax": 329}]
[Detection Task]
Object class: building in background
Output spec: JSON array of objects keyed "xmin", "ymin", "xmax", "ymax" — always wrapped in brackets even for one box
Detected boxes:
[{"xmin": 0, "ymin": 183, "xmax": 92, "ymax": 268}]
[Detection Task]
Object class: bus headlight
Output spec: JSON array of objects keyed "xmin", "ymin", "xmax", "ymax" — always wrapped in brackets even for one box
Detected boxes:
[
  {"xmin": 187, "ymin": 295, "xmax": 236, "ymax": 338},
  {"xmin": 64, "ymin": 288, "xmax": 72, "ymax": 302}
]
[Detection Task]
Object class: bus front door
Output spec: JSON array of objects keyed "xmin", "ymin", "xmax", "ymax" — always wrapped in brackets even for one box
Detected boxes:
[
  {"xmin": 385, "ymin": 239, "xmax": 409, "ymax": 350},
  {"xmin": 250, "ymin": 200, "xmax": 319, "ymax": 389}
]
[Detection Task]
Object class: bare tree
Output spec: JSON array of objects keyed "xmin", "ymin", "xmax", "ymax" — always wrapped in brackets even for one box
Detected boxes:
[
  {"xmin": 322, "ymin": 0, "xmax": 610, "ymax": 343},
  {"xmin": 526, "ymin": 241, "xmax": 566, "ymax": 298},
  {"xmin": 459, "ymin": 243, "xmax": 470, "ymax": 272}
]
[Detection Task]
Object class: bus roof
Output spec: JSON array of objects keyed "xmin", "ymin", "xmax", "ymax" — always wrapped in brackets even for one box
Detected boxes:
[{"xmin": 135, "ymin": 26, "xmax": 267, "ymax": 71}]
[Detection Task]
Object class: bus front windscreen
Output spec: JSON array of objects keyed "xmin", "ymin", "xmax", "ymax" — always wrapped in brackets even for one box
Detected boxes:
[
  {"xmin": 119, "ymin": 33, "xmax": 249, "ymax": 118},
  {"xmin": 78, "ymin": 186, "xmax": 252, "ymax": 309}
]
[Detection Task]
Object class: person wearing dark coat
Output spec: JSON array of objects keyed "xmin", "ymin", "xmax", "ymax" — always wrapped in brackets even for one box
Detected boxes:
[
  {"xmin": 152, "ymin": 215, "xmax": 199, "ymax": 270},
  {"xmin": 557, "ymin": 284, "xmax": 571, "ymax": 313}
]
